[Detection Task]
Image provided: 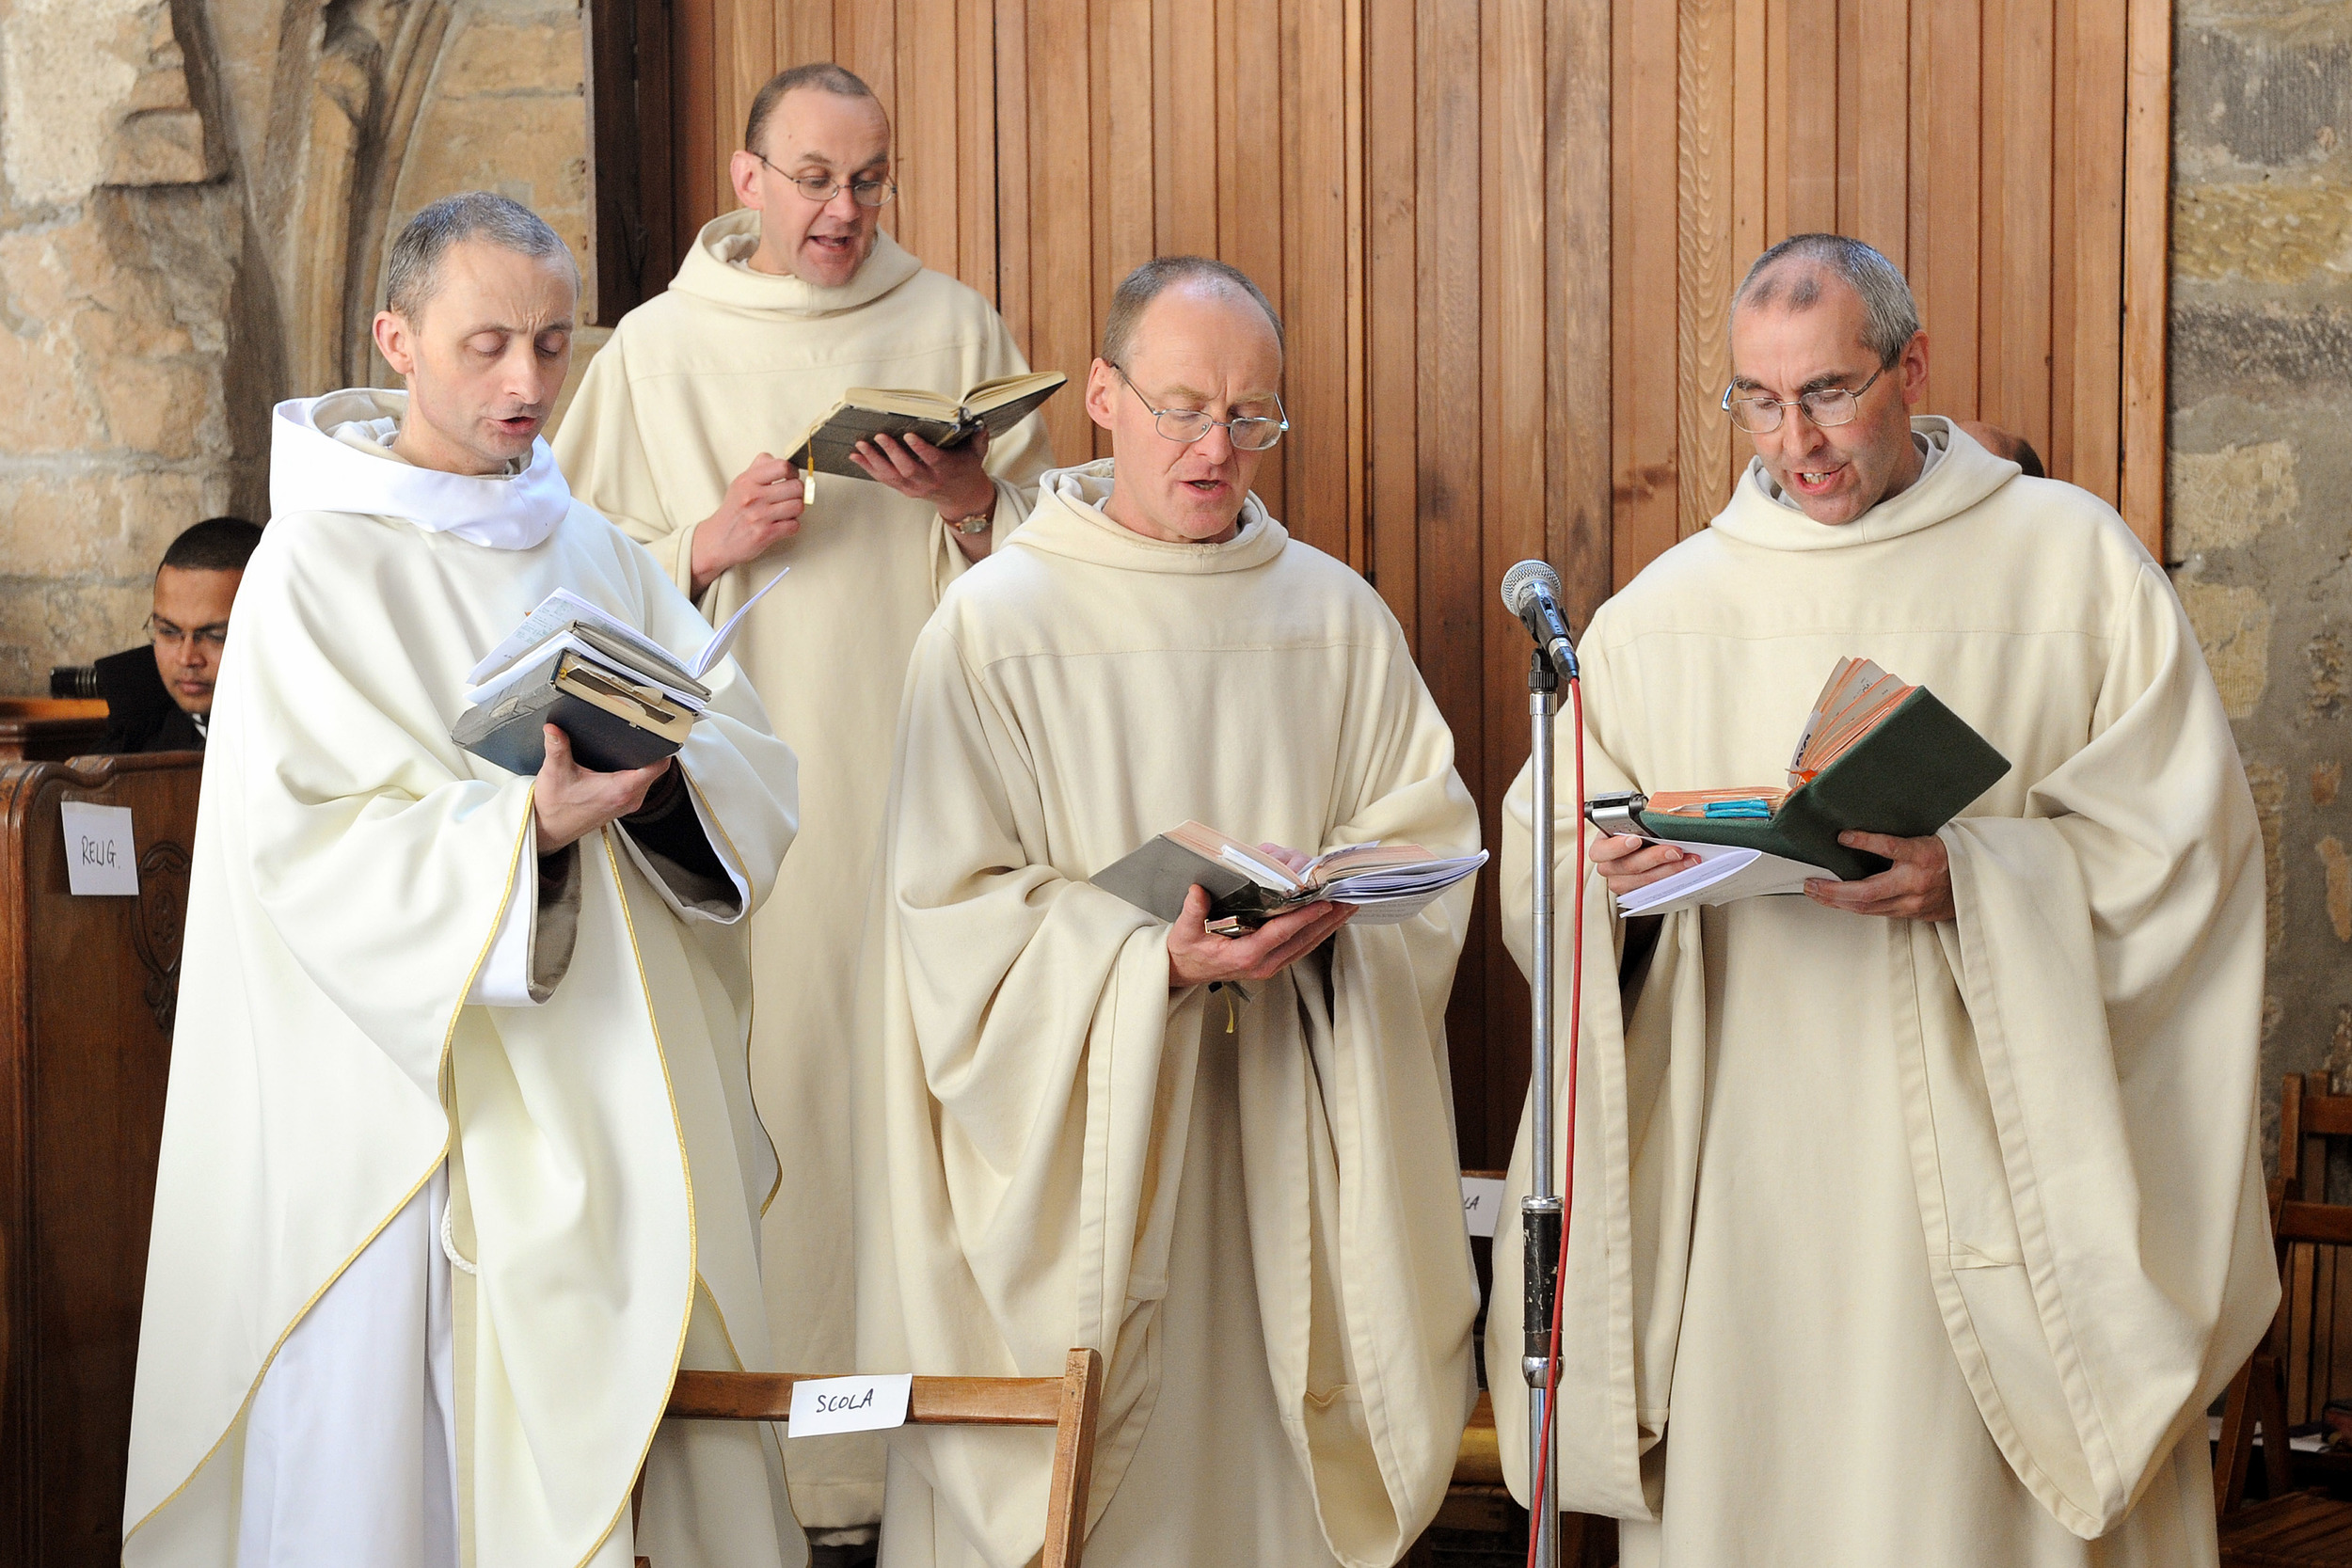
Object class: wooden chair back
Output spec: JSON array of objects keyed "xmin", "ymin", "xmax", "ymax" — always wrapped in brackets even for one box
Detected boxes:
[
  {"xmin": 638, "ymin": 1347, "xmax": 1104, "ymax": 1568},
  {"xmin": 2217, "ymin": 1073, "xmax": 2352, "ymax": 1522}
]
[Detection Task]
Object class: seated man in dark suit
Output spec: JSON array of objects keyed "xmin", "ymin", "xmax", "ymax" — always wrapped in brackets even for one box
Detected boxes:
[{"xmin": 97, "ymin": 516, "xmax": 263, "ymax": 752}]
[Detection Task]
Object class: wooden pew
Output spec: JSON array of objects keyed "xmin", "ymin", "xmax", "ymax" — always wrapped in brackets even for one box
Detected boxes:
[{"xmin": 0, "ymin": 752, "xmax": 199, "ymax": 1566}]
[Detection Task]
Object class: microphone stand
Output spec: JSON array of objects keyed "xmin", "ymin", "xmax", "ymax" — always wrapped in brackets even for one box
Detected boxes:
[{"xmin": 1520, "ymin": 648, "xmax": 1563, "ymax": 1568}]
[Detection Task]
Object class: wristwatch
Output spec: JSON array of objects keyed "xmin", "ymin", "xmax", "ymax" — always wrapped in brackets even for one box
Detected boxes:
[{"xmin": 942, "ymin": 507, "xmax": 994, "ymax": 535}]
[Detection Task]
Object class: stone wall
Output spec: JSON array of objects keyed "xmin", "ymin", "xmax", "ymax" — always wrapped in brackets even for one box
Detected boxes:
[
  {"xmin": 2171, "ymin": 1, "xmax": 2352, "ymax": 1134},
  {"xmin": 0, "ymin": 0, "xmax": 590, "ymax": 688}
]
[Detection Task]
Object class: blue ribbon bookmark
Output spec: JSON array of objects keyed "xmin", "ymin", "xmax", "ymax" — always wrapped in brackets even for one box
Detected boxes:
[{"xmin": 1702, "ymin": 799, "xmax": 1772, "ymax": 819}]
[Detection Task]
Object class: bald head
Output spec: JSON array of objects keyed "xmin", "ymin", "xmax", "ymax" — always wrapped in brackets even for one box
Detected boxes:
[
  {"xmin": 1100, "ymin": 256, "xmax": 1283, "ymax": 369},
  {"xmin": 745, "ymin": 62, "xmax": 878, "ymax": 161},
  {"xmin": 1728, "ymin": 233, "xmax": 1919, "ymax": 365}
]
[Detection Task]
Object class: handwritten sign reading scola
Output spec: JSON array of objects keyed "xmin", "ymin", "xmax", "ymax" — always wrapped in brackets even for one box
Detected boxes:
[
  {"xmin": 60, "ymin": 802, "xmax": 138, "ymax": 897},
  {"xmin": 788, "ymin": 1372, "xmax": 914, "ymax": 1438},
  {"xmin": 1460, "ymin": 1176, "xmax": 1507, "ymax": 1240}
]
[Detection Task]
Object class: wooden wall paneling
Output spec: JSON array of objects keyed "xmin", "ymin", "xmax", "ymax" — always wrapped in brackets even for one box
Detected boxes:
[
  {"xmin": 955, "ymin": 0, "xmax": 998, "ymax": 298},
  {"xmin": 1836, "ymin": 0, "xmax": 1860, "ymax": 231},
  {"xmin": 2063, "ymin": 0, "xmax": 2126, "ymax": 505},
  {"xmin": 1221, "ymin": 0, "xmax": 1285, "ymax": 511},
  {"xmin": 1611, "ymin": 0, "xmax": 1678, "ymax": 588},
  {"xmin": 1284, "ymin": 0, "xmax": 1359, "ymax": 564},
  {"xmin": 993, "ymin": 0, "xmax": 1031, "ymax": 345},
  {"xmin": 674, "ymin": 0, "xmax": 721, "ymax": 255},
  {"xmin": 2118, "ymin": 0, "xmax": 2169, "ymax": 554},
  {"xmin": 1911, "ymin": 0, "xmax": 1979, "ymax": 420},
  {"xmin": 1103, "ymin": 0, "xmax": 1154, "ymax": 291},
  {"xmin": 1763, "ymin": 0, "xmax": 1788, "ymax": 242},
  {"xmin": 1026, "ymin": 0, "xmax": 1098, "ymax": 467},
  {"xmin": 1366, "ymin": 0, "xmax": 1417, "ymax": 639},
  {"xmin": 1548, "ymin": 0, "xmax": 1612, "ymax": 631},
  {"xmin": 1853, "ymin": 0, "xmax": 1907, "ymax": 264},
  {"xmin": 1475, "ymin": 0, "xmax": 1546, "ymax": 1165},
  {"xmin": 1991, "ymin": 0, "xmax": 2055, "ymax": 462},
  {"xmin": 716, "ymin": 0, "xmax": 774, "ymax": 215},
  {"xmin": 1782, "ymin": 0, "xmax": 1837, "ymax": 233},
  {"xmin": 1152, "ymin": 0, "xmax": 1218, "ymax": 259},
  {"xmin": 896, "ymin": 0, "xmax": 961, "ymax": 272},
  {"xmin": 781, "ymin": 0, "xmax": 833, "ymax": 76},
  {"xmin": 1675, "ymin": 0, "xmax": 1736, "ymax": 536},
  {"xmin": 849, "ymin": 0, "xmax": 901, "ymax": 241},
  {"xmin": 1415, "ymin": 0, "xmax": 1488, "ymax": 1164}
]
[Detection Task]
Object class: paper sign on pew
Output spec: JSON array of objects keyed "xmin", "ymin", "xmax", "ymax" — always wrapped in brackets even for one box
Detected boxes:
[
  {"xmin": 789, "ymin": 1372, "xmax": 914, "ymax": 1437},
  {"xmin": 60, "ymin": 802, "xmax": 138, "ymax": 896},
  {"xmin": 1460, "ymin": 1176, "xmax": 1507, "ymax": 1240}
]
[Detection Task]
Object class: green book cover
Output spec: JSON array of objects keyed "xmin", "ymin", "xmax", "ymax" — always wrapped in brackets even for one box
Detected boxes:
[{"xmin": 1635, "ymin": 687, "xmax": 2011, "ymax": 881}]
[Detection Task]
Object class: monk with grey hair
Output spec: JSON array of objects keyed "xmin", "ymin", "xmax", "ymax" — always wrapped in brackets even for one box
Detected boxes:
[
  {"xmin": 857, "ymin": 255, "xmax": 1481, "ymax": 1568},
  {"xmin": 1487, "ymin": 231, "xmax": 2276, "ymax": 1564},
  {"xmin": 124, "ymin": 191, "xmax": 806, "ymax": 1568}
]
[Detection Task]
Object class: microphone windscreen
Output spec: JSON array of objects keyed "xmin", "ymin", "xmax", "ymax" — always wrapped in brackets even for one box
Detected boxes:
[{"xmin": 1500, "ymin": 558, "xmax": 1565, "ymax": 619}]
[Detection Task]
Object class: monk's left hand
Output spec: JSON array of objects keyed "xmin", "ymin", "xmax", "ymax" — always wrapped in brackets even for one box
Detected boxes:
[
  {"xmin": 850, "ymin": 429, "xmax": 997, "ymax": 524},
  {"xmin": 1803, "ymin": 831, "xmax": 1954, "ymax": 923}
]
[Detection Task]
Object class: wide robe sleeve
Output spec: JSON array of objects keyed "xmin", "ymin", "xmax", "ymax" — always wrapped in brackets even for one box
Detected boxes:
[
  {"xmin": 859, "ymin": 624, "xmax": 1479, "ymax": 1568},
  {"xmin": 1486, "ymin": 565, "xmax": 2278, "ymax": 1538},
  {"xmin": 1929, "ymin": 561, "xmax": 2276, "ymax": 1536}
]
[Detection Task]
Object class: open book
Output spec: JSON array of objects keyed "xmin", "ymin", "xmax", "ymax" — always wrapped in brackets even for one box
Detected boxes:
[
  {"xmin": 450, "ymin": 575, "xmax": 783, "ymax": 775},
  {"xmin": 1090, "ymin": 820, "xmax": 1486, "ymax": 932},
  {"xmin": 785, "ymin": 372, "xmax": 1066, "ymax": 483},
  {"xmin": 1600, "ymin": 657, "xmax": 2010, "ymax": 916}
]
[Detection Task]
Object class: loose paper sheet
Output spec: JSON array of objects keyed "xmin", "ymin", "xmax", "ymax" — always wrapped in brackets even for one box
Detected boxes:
[
  {"xmin": 60, "ymin": 801, "xmax": 138, "ymax": 896},
  {"xmin": 788, "ymin": 1372, "xmax": 914, "ymax": 1437}
]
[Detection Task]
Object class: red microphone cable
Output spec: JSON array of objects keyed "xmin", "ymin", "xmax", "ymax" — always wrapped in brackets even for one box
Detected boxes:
[{"xmin": 1523, "ymin": 673, "xmax": 1585, "ymax": 1568}]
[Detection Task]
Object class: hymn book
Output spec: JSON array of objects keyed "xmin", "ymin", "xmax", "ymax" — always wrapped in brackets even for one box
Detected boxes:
[
  {"xmin": 1605, "ymin": 657, "xmax": 2010, "ymax": 917},
  {"xmin": 784, "ymin": 372, "xmax": 1066, "ymax": 482},
  {"xmin": 1090, "ymin": 820, "xmax": 1486, "ymax": 932},
  {"xmin": 451, "ymin": 577, "xmax": 782, "ymax": 775}
]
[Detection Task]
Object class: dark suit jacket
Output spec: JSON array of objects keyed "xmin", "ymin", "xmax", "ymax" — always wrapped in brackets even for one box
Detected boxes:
[{"xmin": 95, "ymin": 646, "xmax": 203, "ymax": 753}]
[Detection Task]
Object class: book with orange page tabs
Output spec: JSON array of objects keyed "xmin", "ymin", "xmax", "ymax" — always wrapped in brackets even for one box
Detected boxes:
[
  {"xmin": 1597, "ymin": 657, "xmax": 2010, "ymax": 918},
  {"xmin": 1090, "ymin": 821, "xmax": 1486, "ymax": 935}
]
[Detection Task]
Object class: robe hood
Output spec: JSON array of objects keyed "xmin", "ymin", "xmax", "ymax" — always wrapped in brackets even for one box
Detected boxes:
[
  {"xmin": 670, "ymin": 209, "xmax": 925, "ymax": 319},
  {"xmin": 268, "ymin": 388, "xmax": 569, "ymax": 551},
  {"xmin": 1009, "ymin": 458, "xmax": 1288, "ymax": 575},
  {"xmin": 1713, "ymin": 415, "xmax": 2019, "ymax": 553}
]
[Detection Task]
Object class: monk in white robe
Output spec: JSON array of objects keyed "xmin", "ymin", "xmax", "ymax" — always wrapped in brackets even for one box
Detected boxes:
[
  {"xmin": 857, "ymin": 259, "xmax": 1479, "ymax": 1568},
  {"xmin": 553, "ymin": 69, "xmax": 1049, "ymax": 1530},
  {"xmin": 1487, "ymin": 233, "xmax": 2278, "ymax": 1566},
  {"xmin": 124, "ymin": 195, "xmax": 806, "ymax": 1568}
]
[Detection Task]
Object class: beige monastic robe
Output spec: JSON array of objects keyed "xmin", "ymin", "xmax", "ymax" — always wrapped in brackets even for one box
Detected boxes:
[
  {"xmin": 1486, "ymin": 420, "xmax": 2279, "ymax": 1566},
  {"xmin": 126, "ymin": 389, "xmax": 806, "ymax": 1568},
  {"xmin": 856, "ymin": 462, "xmax": 1480, "ymax": 1568},
  {"xmin": 553, "ymin": 214, "xmax": 1052, "ymax": 1530}
]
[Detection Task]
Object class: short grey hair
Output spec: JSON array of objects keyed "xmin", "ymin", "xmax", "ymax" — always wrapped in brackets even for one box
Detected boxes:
[
  {"xmin": 1101, "ymin": 256, "xmax": 1283, "ymax": 366},
  {"xmin": 384, "ymin": 192, "xmax": 575, "ymax": 320},
  {"xmin": 746, "ymin": 63, "xmax": 879, "ymax": 157},
  {"xmin": 1730, "ymin": 233, "xmax": 1920, "ymax": 366}
]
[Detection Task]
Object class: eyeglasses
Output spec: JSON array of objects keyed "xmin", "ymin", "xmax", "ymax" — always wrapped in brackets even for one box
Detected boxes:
[
  {"xmin": 1720, "ymin": 362, "xmax": 1890, "ymax": 435},
  {"xmin": 751, "ymin": 152, "xmax": 898, "ymax": 208},
  {"xmin": 1108, "ymin": 363, "xmax": 1289, "ymax": 451},
  {"xmin": 146, "ymin": 616, "xmax": 227, "ymax": 653}
]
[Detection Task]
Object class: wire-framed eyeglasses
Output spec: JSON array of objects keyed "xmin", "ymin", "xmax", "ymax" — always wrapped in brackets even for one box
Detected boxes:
[
  {"xmin": 752, "ymin": 151, "xmax": 898, "ymax": 208},
  {"xmin": 1108, "ymin": 362, "xmax": 1289, "ymax": 451},
  {"xmin": 146, "ymin": 616, "xmax": 228, "ymax": 653},
  {"xmin": 1720, "ymin": 362, "xmax": 1890, "ymax": 435}
]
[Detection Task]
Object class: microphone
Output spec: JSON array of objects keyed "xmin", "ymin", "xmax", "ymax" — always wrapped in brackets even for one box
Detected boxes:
[{"xmin": 1500, "ymin": 560, "xmax": 1579, "ymax": 679}]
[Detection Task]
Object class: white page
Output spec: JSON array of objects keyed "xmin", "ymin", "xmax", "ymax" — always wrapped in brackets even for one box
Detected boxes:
[
  {"xmin": 692, "ymin": 567, "xmax": 789, "ymax": 677},
  {"xmin": 1614, "ymin": 842, "xmax": 1835, "ymax": 918},
  {"xmin": 465, "ymin": 633, "xmax": 709, "ymax": 714},
  {"xmin": 466, "ymin": 588, "xmax": 685, "ymax": 687}
]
